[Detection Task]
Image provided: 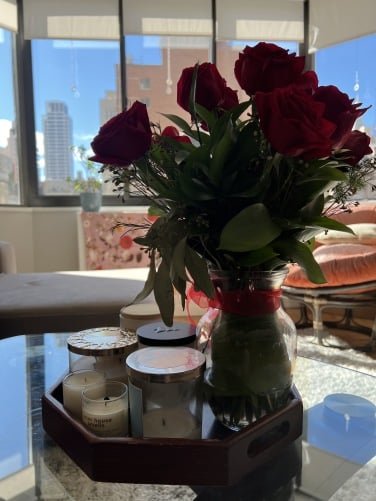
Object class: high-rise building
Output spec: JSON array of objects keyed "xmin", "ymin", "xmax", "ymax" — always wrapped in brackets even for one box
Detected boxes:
[{"xmin": 43, "ymin": 101, "xmax": 73, "ymax": 183}]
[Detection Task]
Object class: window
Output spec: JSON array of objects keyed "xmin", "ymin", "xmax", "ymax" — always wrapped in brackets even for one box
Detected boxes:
[
  {"xmin": 310, "ymin": 1, "xmax": 376, "ymax": 200},
  {"xmin": 315, "ymin": 35, "xmax": 376, "ymax": 200},
  {"xmin": 139, "ymin": 77, "xmax": 151, "ymax": 90},
  {"xmin": 124, "ymin": 35, "xmax": 212, "ymax": 130},
  {"xmin": 0, "ymin": 26, "xmax": 20, "ymax": 204},
  {"xmin": 31, "ymin": 39, "xmax": 121, "ymax": 196},
  {"xmin": 1, "ymin": 0, "xmax": 376, "ymax": 207}
]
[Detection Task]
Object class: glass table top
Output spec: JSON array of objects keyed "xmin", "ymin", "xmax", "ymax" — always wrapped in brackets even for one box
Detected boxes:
[{"xmin": 0, "ymin": 333, "xmax": 375, "ymax": 501}]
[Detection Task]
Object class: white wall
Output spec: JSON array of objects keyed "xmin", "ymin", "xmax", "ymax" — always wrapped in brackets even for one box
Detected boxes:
[{"xmin": 0, "ymin": 206, "xmax": 147, "ymax": 272}]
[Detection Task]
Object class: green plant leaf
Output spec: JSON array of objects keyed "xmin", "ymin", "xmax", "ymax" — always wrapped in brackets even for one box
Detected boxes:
[
  {"xmin": 210, "ymin": 120, "xmax": 235, "ymax": 185},
  {"xmin": 154, "ymin": 259, "xmax": 175, "ymax": 326},
  {"xmin": 195, "ymin": 103, "xmax": 216, "ymax": 131},
  {"xmin": 299, "ymin": 194, "xmax": 325, "ymax": 220},
  {"xmin": 308, "ymin": 216, "xmax": 354, "ymax": 234},
  {"xmin": 127, "ymin": 251, "xmax": 156, "ymax": 305},
  {"xmin": 236, "ymin": 246, "xmax": 279, "ymax": 267},
  {"xmin": 162, "ymin": 113, "xmax": 207, "ymax": 144},
  {"xmin": 185, "ymin": 246, "xmax": 215, "ymax": 298},
  {"xmin": 219, "ymin": 203, "xmax": 281, "ymax": 252},
  {"xmin": 274, "ymin": 238, "xmax": 326, "ymax": 284},
  {"xmin": 172, "ymin": 237, "xmax": 190, "ymax": 281}
]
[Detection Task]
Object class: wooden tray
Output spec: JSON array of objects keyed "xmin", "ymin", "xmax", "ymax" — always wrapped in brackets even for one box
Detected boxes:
[{"xmin": 42, "ymin": 381, "xmax": 303, "ymax": 486}]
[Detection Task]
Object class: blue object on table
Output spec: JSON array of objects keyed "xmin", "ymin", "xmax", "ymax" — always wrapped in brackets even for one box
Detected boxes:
[{"xmin": 306, "ymin": 393, "xmax": 376, "ymax": 464}]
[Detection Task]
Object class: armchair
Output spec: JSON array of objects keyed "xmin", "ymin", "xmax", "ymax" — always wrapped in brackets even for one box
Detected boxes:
[{"xmin": 282, "ymin": 204, "xmax": 376, "ymax": 351}]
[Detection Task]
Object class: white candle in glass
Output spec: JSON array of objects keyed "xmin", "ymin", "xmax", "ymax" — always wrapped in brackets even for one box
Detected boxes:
[
  {"xmin": 82, "ymin": 381, "xmax": 129, "ymax": 437},
  {"xmin": 142, "ymin": 407, "xmax": 201, "ymax": 439},
  {"xmin": 62, "ymin": 370, "xmax": 105, "ymax": 419}
]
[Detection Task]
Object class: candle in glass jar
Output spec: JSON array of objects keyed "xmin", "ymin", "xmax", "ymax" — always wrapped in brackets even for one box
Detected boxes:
[
  {"xmin": 143, "ymin": 407, "xmax": 201, "ymax": 439},
  {"xmin": 82, "ymin": 381, "xmax": 129, "ymax": 437},
  {"xmin": 62, "ymin": 370, "xmax": 105, "ymax": 419}
]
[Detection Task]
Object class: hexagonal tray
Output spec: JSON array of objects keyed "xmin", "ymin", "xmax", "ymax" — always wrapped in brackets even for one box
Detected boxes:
[{"xmin": 42, "ymin": 381, "xmax": 302, "ymax": 486}]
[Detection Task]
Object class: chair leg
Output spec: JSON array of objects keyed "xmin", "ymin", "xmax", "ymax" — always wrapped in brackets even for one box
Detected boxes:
[{"xmin": 311, "ymin": 298, "xmax": 325, "ymax": 345}]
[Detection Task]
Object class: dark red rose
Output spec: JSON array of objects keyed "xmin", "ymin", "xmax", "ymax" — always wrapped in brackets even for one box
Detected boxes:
[
  {"xmin": 313, "ymin": 85, "xmax": 369, "ymax": 148},
  {"xmin": 161, "ymin": 126, "xmax": 191, "ymax": 143},
  {"xmin": 177, "ymin": 62, "xmax": 238, "ymax": 113},
  {"xmin": 90, "ymin": 101, "xmax": 152, "ymax": 166},
  {"xmin": 340, "ymin": 131, "xmax": 373, "ymax": 165},
  {"xmin": 234, "ymin": 42, "xmax": 315, "ymax": 96},
  {"xmin": 255, "ymin": 86, "xmax": 336, "ymax": 160},
  {"xmin": 222, "ymin": 86, "xmax": 239, "ymax": 109}
]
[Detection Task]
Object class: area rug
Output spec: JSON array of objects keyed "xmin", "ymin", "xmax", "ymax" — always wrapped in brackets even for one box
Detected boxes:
[{"xmin": 297, "ymin": 327, "xmax": 376, "ymax": 376}]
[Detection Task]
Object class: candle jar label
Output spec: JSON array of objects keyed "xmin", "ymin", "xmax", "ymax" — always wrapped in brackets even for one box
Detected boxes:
[
  {"xmin": 82, "ymin": 408, "xmax": 128, "ymax": 437},
  {"xmin": 82, "ymin": 381, "xmax": 129, "ymax": 437}
]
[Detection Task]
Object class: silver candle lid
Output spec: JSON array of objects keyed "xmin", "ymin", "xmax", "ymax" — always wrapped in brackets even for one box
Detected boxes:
[
  {"xmin": 67, "ymin": 327, "xmax": 137, "ymax": 356},
  {"xmin": 126, "ymin": 347, "xmax": 206, "ymax": 383}
]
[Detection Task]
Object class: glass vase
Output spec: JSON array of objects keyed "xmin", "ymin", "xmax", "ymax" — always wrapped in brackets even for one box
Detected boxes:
[{"xmin": 200, "ymin": 268, "xmax": 297, "ymax": 431}]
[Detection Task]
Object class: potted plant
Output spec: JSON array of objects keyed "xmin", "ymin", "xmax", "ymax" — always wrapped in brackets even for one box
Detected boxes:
[
  {"xmin": 67, "ymin": 145, "xmax": 102, "ymax": 212},
  {"xmin": 89, "ymin": 43, "xmax": 375, "ymax": 430}
]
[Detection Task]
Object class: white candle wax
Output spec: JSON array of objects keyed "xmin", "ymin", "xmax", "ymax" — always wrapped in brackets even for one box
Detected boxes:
[
  {"xmin": 82, "ymin": 396, "xmax": 129, "ymax": 437},
  {"xmin": 62, "ymin": 370, "xmax": 105, "ymax": 419},
  {"xmin": 142, "ymin": 407, "xmax": 201, "ymax": 439}
]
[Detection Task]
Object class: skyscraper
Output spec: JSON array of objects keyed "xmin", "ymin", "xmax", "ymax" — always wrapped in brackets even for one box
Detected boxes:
[{"xmin": 43, "ymin": 101, "xmax": 73, "ymax": 182}]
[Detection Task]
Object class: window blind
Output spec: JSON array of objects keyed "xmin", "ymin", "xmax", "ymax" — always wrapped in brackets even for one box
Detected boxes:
[
  {"xmin": 0, "ymin": 0, "xmax": 17, "ymax": 32},
  {"xmin": 310, "ymin": 0, "xmax": 376, "ymax": 52},
  {"xmin": 23, "ymin": 0, "xmax": 119, "ymax": 40},
  {"xmin": 122, "ymin": 0, "xmax": 212, "ymax": 36},
  {"xmin": 216, "ymin": 0, "xmax": 304, "ymax": 42}
]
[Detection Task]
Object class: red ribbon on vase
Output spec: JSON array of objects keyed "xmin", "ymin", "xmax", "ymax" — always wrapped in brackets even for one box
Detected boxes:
[{"xmin": 186, "ymin": 284, "xmax": 281, "ymax": 320}]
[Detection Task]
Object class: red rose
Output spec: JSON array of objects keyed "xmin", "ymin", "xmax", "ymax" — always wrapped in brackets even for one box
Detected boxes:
[
  {"xmin": 90, "ymin": 101, "xmax": 152, "ymax": 166},
  {"xmin": 313, "ymin": 86, "xmax": 369, "ymax": 148},
  {"xmin": 177, "ymin": 62, "xmax": 238, "ymax": 113},
  {"xmin": 340, "ymin": 131, "xmax": 372, "ymax": 165},
  {"xmin": 234, "ymin": 42, "xmax": 315, "ymax": 96},
  {"xmin": 255, "ymin": 86, "xmax": 336, "ymax": 160},
  {"xmin": 161, "ymin": 126, "xmax": 191, "ymax": 143}
]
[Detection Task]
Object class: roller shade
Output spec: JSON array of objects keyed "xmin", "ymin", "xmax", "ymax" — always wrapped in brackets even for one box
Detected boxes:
[
  {"xmin": 23, "ymin": 0, "xmax": 120, "ymax": 40},
  {"xmin": 0, "ymin": 0, "xmax": 17, "ymax": 32},
  {"xmin": 122, "ymin": 0, "xmax": 212, "ymax": 36},
  {"xmin": 310, "ymin": 0, "xmax": 376, "ymax": 52},
  {"xmin": 216, "ymin": 0, "xmax": 304, "ymax": 41}
]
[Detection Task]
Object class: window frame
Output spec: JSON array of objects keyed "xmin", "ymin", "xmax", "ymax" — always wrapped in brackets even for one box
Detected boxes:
[{"xmin": 3, "ymin": 0, "xmax": 308, "ymax": 208}]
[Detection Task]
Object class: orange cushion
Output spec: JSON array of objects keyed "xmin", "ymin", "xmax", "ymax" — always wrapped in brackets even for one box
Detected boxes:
[
  {"xmin": 332, "ymin": 204, "xmax": 376, "ymax": 224},
  {"xmin": 284, "ymin": 243, "xmax": 376, "ymax": 288}
]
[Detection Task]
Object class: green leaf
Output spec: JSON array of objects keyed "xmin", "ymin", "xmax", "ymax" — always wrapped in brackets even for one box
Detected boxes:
[
  {"xmin": 274, "ymin": 238, "xmax": 326, "ymax": 284},
  {"xmin": 172, "ymin": 237, "xmax": 190, "ymax": 281},
  {"xmin": 189, "ymin": 63, "xmax": 199, "ymax": 119},
  {"xmin": 128, "ymin": 251, "xmax": 156, "ymax": 305},
  {"xmin": 195, "ymin": 103, "xmax": 216, "ymax": 131},
  {"xmin": 171, "ymin": 272, "xmax": 187, "ymax": 310},
  {"xmin": 299, "ymin": 194, "xmax": 325, "ymax": 220},
  {"xmin": 162, "ymin": 113, "xmax": 207, "ymax": 144},
  {"xmin": 210, "ymin": 120, "xmax": 235, "ymax": 185},
  {"xmin": 154, "ymin": 259, "xmax": 175, "ymax": 326},
  {"xmin": 219, "ymin": 203, "xmax": 281, "ymax": 252},
  {"xmin": 185, "ymin": 246, "xmax": 215, "ymax": 298},
  {"xmin": 308, "ymin": 216, "xmax": 354, "ymax": 234},
  {"xmin": 297, "ymin": 166, "xmax": 348, "ymax": 184},
  {"xmin": 236, "ymin": 246, "xmax": 279, "ymax": 267}
]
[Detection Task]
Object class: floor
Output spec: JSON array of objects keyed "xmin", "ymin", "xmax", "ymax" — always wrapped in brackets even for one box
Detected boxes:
[{"xmin": 288, "ymin": 306, "xmax": 376, "ymax": 365}]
